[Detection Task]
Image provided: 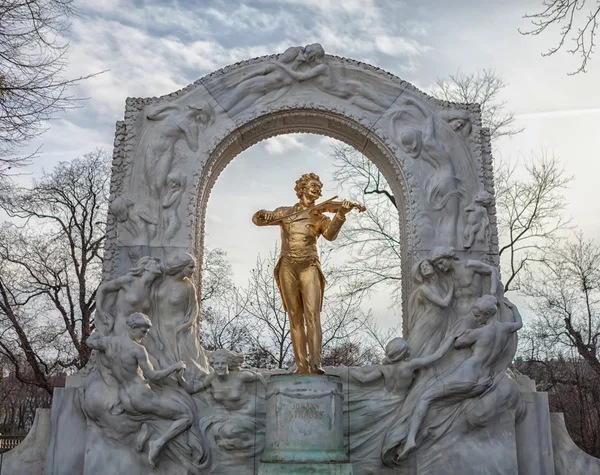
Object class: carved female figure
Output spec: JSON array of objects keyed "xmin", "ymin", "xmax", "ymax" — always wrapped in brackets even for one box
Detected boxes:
[
  {"xmin": 221, "ymin": 46, "xmax": 307, "ymax": 116},
  {"xmin": 161, "ymin": 171, "xmax": 186, "ymax": 240},
  {"xmin": 178, "ymin": 349, "xmax": 266, "ymax": 454},
  {"xmin": 272, "ymin": 43, "xmax": 392, "ymax": 114},
  {"xmin": 150, "ymin": 253, "xmax": 209, "ymax": 375},
  {"xmin": 179, "ymin": 349, "xmax": 266, "ymax": 411},
  {"xmin": 135, "ymin": 100, "xmax": 213, "ymax": 201},
  {"xmin": 393, "ymin": 97, "xmax": 466, "ymax": 243},
  {"xmin": 328, "ymin": 337, "xmax": 453, "ymax": 472},
  {"xmin": 406, "ymin": 259, "xmax": 454, "ymax": 358},
  {"xmin": 346, "ymin": 337, "xmax": 454, "ymax": 396},
  {"xmin": 95, "ymin": 256, "xmax": 163, "ymax": 336}
]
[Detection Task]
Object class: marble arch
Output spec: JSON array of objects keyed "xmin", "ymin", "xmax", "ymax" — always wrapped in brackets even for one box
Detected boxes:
[{"xmin": 105, "ymin": 43, "xmax": 498, "ymax": 322}]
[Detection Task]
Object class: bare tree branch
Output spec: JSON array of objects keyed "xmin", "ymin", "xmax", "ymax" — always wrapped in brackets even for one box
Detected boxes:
[
  {"xmin": 521, "ymin": 0, "xmax": 600, "ymax": 74},
  {"xmin": 0, "ymin": 149, "xmax": 109, "ymax": 391}
]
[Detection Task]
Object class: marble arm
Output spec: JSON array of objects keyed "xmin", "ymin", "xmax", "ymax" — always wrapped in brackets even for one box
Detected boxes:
[
  {"xmin": 146, "ymin": 104, "xmax": 178, "ymax": 121},
  {"xmin": 273, "ymin": 61, "xmax": 329, "ymax": 82},
  {"xmin": 178, "ymin": 372, "xmax": 209, "ymax": 394},
  {"xmin": 230, "ymin": 64, "xmax": 277, "ymax": 88},
  {"xmin": 162, "ymin": 188, "xmax": 181, "ymax": 208},
  {"xmin": 86, "ymin": 332, "xmax": 108, "ymax": 351},
  {"xmin": 421, "ymin": 281, "xmax": 454, "ymax": 308},
  {"xmin": 137, "ymin": 347, "xmax": 184, "ymax": 383},
  {"xmin": 502, "ymin": 300, "xmax": 523, "ymax": 333},
  {"xmin": 95, "ymin": 277, "xmax": 127, "ymax": 325},
  {"xmin": 241, "ymin": 370, "xmax": 268, "ymax": 389},
  {"xmin": 439, "ymin": 110, "xmax": 470, "ymax": 121},
  {"xmin": 453, "ymin": 330, "xmax": 476, "ymax": 350},
  {"xmin": 178, "ymin": 122, "xmax": 200, "ymax": 153},
  {"xmin": 348, "ymin": 366, "xmax": 383, "ymax": 384},
  {"xmin": 466, "ymin": 260, "xmax": 499, "ymax": 295},
  {"xmin": 410, "ymin": 335, "xmax": 455, "ymax": 370}
]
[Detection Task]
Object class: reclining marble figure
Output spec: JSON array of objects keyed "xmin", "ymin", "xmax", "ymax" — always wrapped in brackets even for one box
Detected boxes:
[{"xmin": 86, "ymin": 312, "xmax": 192, "ymax": 469}]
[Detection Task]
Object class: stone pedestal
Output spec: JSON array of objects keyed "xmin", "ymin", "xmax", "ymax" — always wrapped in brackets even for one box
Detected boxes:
[{"xmin": 258, "ymin": 374, "xmax": 353, "ymax": 474}]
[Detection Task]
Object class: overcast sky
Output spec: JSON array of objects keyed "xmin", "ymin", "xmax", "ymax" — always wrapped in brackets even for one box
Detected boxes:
[{"xmin": 15, "ymin": 0, "xmax": 600, "ymax": 329}]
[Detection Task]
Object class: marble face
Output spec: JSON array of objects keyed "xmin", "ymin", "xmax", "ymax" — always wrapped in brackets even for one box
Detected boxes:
[
  {"xmin": 211, "ymin": 355, "xmax": 229, "ymax": 376},
  {"xmin": 131, "ymin": 325, "xmax": 150, "ymax": 342},
  {"xmin": 420, "ymin": 260, "xmax": 435, "ymax": 278}
]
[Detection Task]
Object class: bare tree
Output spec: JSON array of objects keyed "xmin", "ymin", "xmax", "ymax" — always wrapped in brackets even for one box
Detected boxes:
[
  {"xmin": 242, "ymin": 248, "xmax": 291, "ymax": 368},
  {"xmin": 495, "ymin": 152, "xmax": 572, "ymax": 291},
  {"xmin": 330, "ymin": 70, "xmax": 570, "ymax": 295},
  {"xmin": 0, "ymin": 0, "xmax": 99, "ymax": 174},
  {"xmin": 435, "ymin": 69, "xmax": 523, "ymax": 139},
  {"xmin": 199, "ymin": 248, "xmax": 252, "ymax": 353},
  {"xmin": 330, "ymin": 145, "xmax": 402, "ymax": 304},
  {"xmin": 521, "ymin": 0, "xmax": 600, "ymax": 74},
  {"xmin": 0, "ymin": 149, "xmax": 109, "ymax": 392},
  {"xmin": 523, "ymin": 232, "xmax": 600, "ymax": 375},
  {"xmin": 517, "ymin": 357, "xmax": 600, "ymax": 457},
  {"xmin": 199, "ymin": 244, "xmax": 379, "ymax": 369}
]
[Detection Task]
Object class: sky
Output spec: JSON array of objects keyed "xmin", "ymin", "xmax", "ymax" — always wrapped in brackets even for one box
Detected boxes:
[{"xmin": 13, "ymin": 0, "xmax": 600, "ymax": 330}]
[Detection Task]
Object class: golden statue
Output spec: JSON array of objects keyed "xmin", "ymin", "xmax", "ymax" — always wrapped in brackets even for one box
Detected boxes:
[{"xmin": 252, "ymin": 173, "xmax": 365, "ymax": 374}]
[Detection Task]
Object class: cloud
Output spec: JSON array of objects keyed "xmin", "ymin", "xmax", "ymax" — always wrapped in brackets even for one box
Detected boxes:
[
  {"xmin": 375, "ymin": 35, "xmax": 432, "ymax": 58},
  {"xmin": 264, "ymin": 135, "xmax": 307, "ymax": 155}
]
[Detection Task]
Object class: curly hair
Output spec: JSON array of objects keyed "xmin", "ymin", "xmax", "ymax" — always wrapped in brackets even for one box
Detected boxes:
[
  {"xmin": 473, "ymin": 295, "xmax": 498, "ymax": 316},
  {"xmin": 126, "ymin": 312, "xmax": 152, "ymax": 329},
  {"xmin": 294, "ymin": 173, "xmax": 322, "ymax": 199}
]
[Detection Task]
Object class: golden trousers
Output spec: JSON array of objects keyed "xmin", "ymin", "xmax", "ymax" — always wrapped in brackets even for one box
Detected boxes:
[{"xmin": 276, "ymin": 256, "xmax": 323, "ymax": 371}]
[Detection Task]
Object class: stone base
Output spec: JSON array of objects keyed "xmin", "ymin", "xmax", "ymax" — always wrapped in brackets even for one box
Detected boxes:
[{"xmin": 258, "ymin": 462, "xmax": 354, "ymax": 474}]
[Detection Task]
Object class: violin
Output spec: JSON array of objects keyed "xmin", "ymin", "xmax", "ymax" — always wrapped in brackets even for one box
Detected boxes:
[
  {"xmin": 313, "ymin": 196, "xmax": 366, "ymax": 214},
  {"xmin": 270, "ymin": 196, "xmax": 366, "ymax": 224}
]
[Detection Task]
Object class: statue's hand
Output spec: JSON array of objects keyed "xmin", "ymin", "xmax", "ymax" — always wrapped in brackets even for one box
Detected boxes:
[
  {"xmin": 259, "ymin": 210, "xmax": 276, "ymax": 222},
  {"xmin": 339, "ymin": 200, "xmax": 353, "ymax": 215},
  {"xmin": 173, "ymin": 361, "xmax": 186, "ymax": 373}
]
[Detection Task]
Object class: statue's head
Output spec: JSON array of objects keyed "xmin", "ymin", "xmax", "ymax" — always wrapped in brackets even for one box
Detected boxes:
[
  {"xmin": 109, "ymin": 196, "xmax": 133, "ymax": 222},
  {"xmin": 428, "ymin": 246, "xmax": 458, "ymax": 273},
  {"xmin": 448, "ymin": 118, "xmax": 471, "ymax": 136},
  {"xmin": 187, "ymin": 101, "xmax": 213, "ymax": 125},
  {"xmin": 383, "ymin": 337, "xmax": 410, "ymax": 364},
  {"xmin": 126, "ymin": 312, "xmax": 152, "ymax": 342},
  {"xmin": 412, "ymin": 259, "xmax": 436, "ymax": 284},
  {"xmin": 399, "ymin": 128, "xmax": 422, "ymax": 157},
  {"xmin": 209, "ymin": 348, "xmax": 245, "ymax": 376},
  {"xmin": 165, "ymin": 252, "xmax": 196, "ymax": 278},
  {"xmin": 304, "ymin": 43, "xmax": 325, "ymax": 63},
  {"xmin": 475, "ymin": 190, "xmax": 494, "ymax": 206},
  {"xmin": 295, "ymin": 172, "xmax": 323, "ymax": 201},
  {"xmin": 128, "ymin": 256, "xmax": 162, "ymax": 277},
  {"xmin": 472, "ymin": 295, "xmax": 498, "ymax": 325},
  {"xmin": 165, "ymin": 171, "xmax": 185, "ymax": 190}
]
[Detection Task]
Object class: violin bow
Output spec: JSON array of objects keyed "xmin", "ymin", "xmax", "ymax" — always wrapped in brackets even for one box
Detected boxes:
[{"xmin": 269, "ymin": 196, "xmax": 338, "ymax": 224}]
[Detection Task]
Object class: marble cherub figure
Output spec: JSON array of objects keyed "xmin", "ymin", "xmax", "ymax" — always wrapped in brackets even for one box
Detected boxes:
[{"xmin": 463, "ymin": 190, "xmax": 494, "ymax": 249}]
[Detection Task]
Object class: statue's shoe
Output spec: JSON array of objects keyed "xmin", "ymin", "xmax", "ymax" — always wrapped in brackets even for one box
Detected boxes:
[{"xmin": 311, "ymin": 365, "xmax": 325, "ymax": 375}]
